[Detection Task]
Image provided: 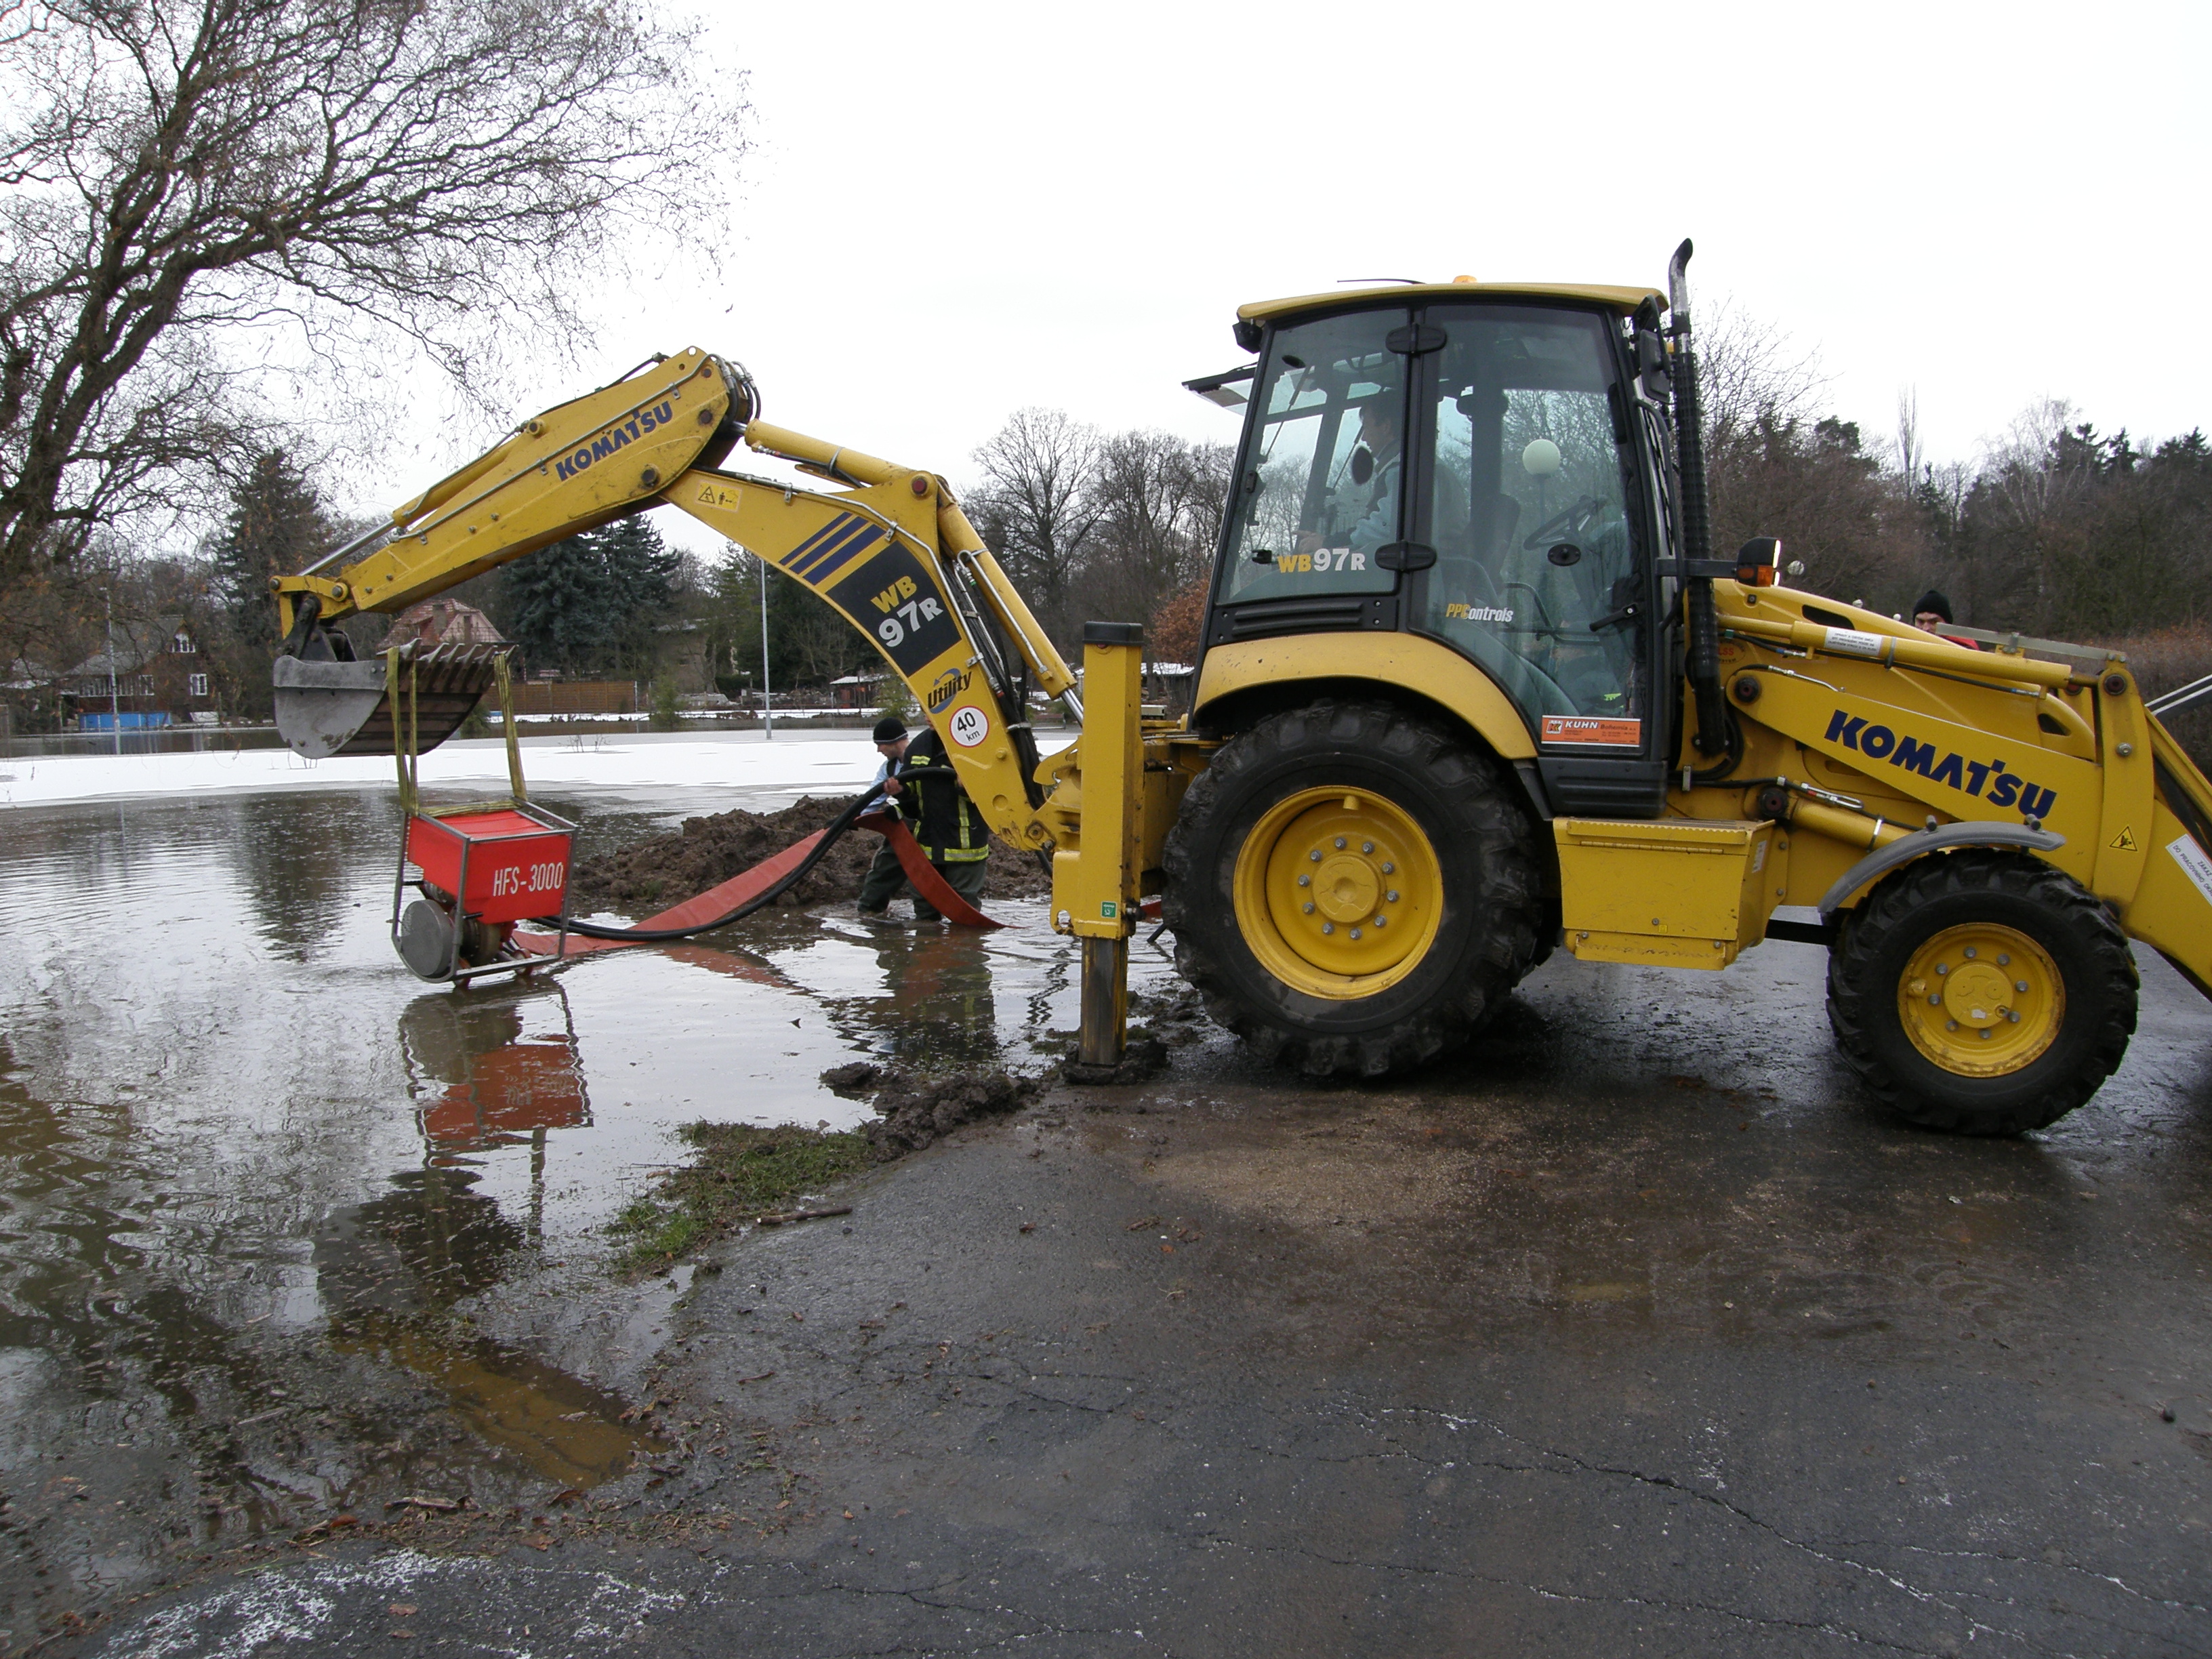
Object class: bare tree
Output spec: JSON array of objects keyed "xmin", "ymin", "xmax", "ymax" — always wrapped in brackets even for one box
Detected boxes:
[
  {"xmin": 1076, "ymin": 428, "xmax": 1232, "ymax": 642},
  {"xmin": 0, "ymin": 0, "xmax": 744, "ymax": 583},
  {"xmin": 964, "ymin": 408, "xmax": 1105, "ymax": 646},
  {"xmin": 1694, "ymin": 301, "xmax": 1828, "ymax": 457}
]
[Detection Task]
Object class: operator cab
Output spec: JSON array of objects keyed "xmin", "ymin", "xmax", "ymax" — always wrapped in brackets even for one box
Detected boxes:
[{"xmin": 1200, "ymin": 281, "xmax": 1675, "ymax": 818}]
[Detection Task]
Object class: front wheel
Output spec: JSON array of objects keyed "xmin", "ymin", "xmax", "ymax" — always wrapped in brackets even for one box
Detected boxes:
[
  {"xmin": 1826, "ymin": 851, "xmax": 2137, "ymax": 1134},
  {"xmin": 1161, "ymin": 699, "xmax": 1542, "ymax": 1078}
]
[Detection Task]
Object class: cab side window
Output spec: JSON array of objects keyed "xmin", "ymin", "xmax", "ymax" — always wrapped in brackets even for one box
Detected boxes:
[{"xmin": 1218, "ymin": 311, "xmax": 1405, "ymax": 605}]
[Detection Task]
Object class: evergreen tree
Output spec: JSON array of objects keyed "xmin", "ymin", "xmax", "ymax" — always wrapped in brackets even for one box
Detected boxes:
[
  {"xmin": 502, "ymin": 531, "xmax": 617, "ymax": 676},
  {"xmin": 597, "ymin": 515, "xmax": 682, "ymax": 675},
  {"xmin": 501, "ymin": 515, "xmax": 682, "ymax": 678},
  {"xmin": 208, "ymin": 451, "xmax": 335, "ymax": 641}
]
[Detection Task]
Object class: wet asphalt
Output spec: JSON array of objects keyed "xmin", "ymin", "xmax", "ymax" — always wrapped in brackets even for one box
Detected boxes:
[{"xmin": 75, "ymin": 928, "xmax": 2212, "ymax": 1657}]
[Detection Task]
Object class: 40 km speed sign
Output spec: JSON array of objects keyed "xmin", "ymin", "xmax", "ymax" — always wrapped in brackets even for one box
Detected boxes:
[{"xmin": 948, "ymin": 705, "xmax": 990, "ymax": 747}]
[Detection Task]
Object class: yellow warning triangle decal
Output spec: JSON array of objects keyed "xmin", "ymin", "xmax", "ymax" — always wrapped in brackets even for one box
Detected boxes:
[{"xmin": 2109, "ymin": 826, "xmax": 2138, "ymax": 851}]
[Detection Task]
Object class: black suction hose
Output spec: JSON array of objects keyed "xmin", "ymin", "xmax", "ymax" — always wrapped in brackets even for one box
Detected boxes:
[{"xmin": 543, "ymin": 786, "xmax": 885, "ymax": 943}]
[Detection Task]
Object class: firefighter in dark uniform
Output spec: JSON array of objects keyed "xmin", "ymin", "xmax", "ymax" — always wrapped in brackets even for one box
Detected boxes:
[{"xmin": 857, "ymin": 718, "xmax": 990, "ymax": 920}]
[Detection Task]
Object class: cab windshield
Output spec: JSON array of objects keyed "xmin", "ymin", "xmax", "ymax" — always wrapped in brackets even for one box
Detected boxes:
[{"xmin": 1218, "ymin": 310, "xmax": 1405, "ymax": 604}]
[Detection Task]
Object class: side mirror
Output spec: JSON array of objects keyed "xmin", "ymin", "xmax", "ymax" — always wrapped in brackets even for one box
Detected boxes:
[
  {"xmin": 1635, "ymin": 328, "xmax": 1671, "ymax": 402},
  {"xmin": 1735, "ymin": 536, "xmax": 1782, "ymax": 586}
]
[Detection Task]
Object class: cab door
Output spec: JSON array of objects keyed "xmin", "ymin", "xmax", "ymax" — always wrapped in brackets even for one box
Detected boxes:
[{"xmin": 1408, "ymin": 302, "xmax": 1668, "ymax": 817}]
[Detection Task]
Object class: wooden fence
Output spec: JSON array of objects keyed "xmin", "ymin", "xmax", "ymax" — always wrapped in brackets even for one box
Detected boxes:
[{"xmin": 508, "ymin": 680, "xmax": 639, "ymax": 716}]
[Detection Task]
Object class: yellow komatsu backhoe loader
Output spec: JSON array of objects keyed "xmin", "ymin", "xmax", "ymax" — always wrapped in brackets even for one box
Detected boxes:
[{"xmin": 271, "ymin": 242, "xmax": 2212, "ymax": 1135}]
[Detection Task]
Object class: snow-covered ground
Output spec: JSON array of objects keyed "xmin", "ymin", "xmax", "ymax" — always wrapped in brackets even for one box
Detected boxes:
[{"xmin": 0, "ymin": 733, "xmax": 884, "ymax": 809}]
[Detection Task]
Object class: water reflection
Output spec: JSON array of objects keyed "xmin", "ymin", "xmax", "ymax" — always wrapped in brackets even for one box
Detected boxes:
[
  {"xmin": 314, "ymin": 1162, "xmax": 658, "ymax": 1491},
  {"xmin": 0, "ymin": 785, "xmax": 1156, "ymax": 1622},
  {"xmin": 402, "ymin": 986, "xmax": 591, "ymax": 1158}
]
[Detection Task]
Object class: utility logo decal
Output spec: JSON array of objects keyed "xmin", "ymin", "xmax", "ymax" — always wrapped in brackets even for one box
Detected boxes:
[
  {"xmin": 1822, "ymin": 709, "xmax": 2057, "ymax": 819},
  {"xmin": 1444, "ymin": 602, "xmax": 1515, "ymax": 622},
  {"xmin": 554, "ymin": 401, "xmax": 675, "ymax": 480},
  {"xmin": 1541, "ymin": 714, "xmax": 1641, "ymax": 747},
  {"xmin": 926, "ymin": 665, "xmax": 974, "ymax": 713}
]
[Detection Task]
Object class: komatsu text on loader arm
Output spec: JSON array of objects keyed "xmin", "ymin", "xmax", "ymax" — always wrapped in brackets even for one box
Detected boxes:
[{"xmin": 273, "ymin": 241, "xmax": 2212, "ymax": 1136}]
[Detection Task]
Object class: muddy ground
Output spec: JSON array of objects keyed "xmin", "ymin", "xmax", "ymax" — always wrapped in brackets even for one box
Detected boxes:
[
  {"xmin": 5, "ymin": 781, "xmax": 2212, "ymax": 1656},
  {"xmin": 569, "ymin": 796, "xmax": 1050, "ymax": 915},
  {"xmin": 62, "ymin": 943, "xmax": 2212, "ymax": 1657}
]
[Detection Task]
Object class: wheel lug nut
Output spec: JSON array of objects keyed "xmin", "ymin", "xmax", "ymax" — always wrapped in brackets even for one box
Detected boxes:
[
  {"xmin": 1297, "ymin": 874, "xmax": 1311, "ymax": 886},
  {"xmin": 1322, "ymin": 922, "xmax": 1334, "ymax": 935},
  {"xmin": 1928, "ymin": 994, "xmax": 1941, "ymax": 1005},
  {"xmin": 1334, "ymin": 836, "xmax": 1347, "ymax": 850},
  {"xmin": 1309, "ymin": 848, "xmax": 1322, "ymax": 862},
  {"xmin": 1997, "ymin": 954, "xmax": 2011, "ymax": 966},
  {"xmin": 1302, "ymin": 901, "xmax": 1315, "ymax": 914},
  {"xmin": 1945, "ymin": 1020, "xmax": 1959, "ymax": 1031},
  {"xmin": 2007, "ymin": 1009, "xmax": 2020, "ymax": 1023},
  {"xmin": 1349, "ymin": 928, "xmax": 1362, "ymax": 940},
  {"xmin": 1372, "ymin": 916, "xmax": 1387, "ymax": 928},
  {"xmin": 1935, "ymin": 964, "xmax": 1948, "ymax": 975},
  {"xmin": 1361, "ymin": 841, "xmax": 1374, "ymax": 854},
  {"xmin": 1386, "ymin": 890, "xmax": 1399, "ymax": 903},
  {"xmin": 2014, "ymin": 980, "xmax": 2028, "ymax": 993},
  {"xmin": 1980, "ymin": 1027, "xmax": 1992, "ymax": 1039},
  {"xmin": 1381, "ymin": 861, "xmax": 1395, "ymax": 875},
  {"xmin": 1963, "ymin": 946, "xmax": 1978, "ymax": 959}
]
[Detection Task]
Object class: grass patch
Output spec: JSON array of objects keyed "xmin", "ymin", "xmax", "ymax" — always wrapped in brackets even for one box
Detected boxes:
[{"xmin": 611, "ymin": 1122, "xmax": 876, "ymax": 1271}]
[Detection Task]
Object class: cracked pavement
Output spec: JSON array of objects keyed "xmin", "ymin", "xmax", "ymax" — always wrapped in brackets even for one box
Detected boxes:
[{"xmin": 79, "ymin": 942, "xmax": 2212, "ymax": 1657}]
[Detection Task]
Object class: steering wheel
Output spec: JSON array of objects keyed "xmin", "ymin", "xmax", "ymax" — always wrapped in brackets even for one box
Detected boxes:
[{"xmin": 1521, "ymin": 495, "xmax": 1601, "ymax": 551}]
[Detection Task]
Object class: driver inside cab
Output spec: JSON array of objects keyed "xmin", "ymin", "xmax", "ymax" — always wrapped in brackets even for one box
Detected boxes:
[{"xmin": 1299, "ymin": 400, "xmax": 1401, "ymax": 559}]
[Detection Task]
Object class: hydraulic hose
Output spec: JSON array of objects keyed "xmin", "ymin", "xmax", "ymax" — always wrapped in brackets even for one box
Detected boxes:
[{"xmin": 543, "ymin": 786, "xmax": 885, "ymax": 943}]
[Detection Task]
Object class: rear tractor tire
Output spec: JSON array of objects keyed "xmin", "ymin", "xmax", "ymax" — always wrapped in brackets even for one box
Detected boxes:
[
  {"xmin": 1826, "ymin": 851, "xmax": 2137, "ymax": 1134},
  {"xmin": 1160, "ymin": 699, "xmax": 1542, "ymax": 1078}
]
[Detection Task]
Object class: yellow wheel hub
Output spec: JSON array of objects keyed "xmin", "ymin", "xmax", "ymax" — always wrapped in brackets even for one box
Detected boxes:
[
  {"xmin": 1232, "ymin": 787, "xmax": 1442, "ymax": 1000},
  {"xmin": 1897, "ymin": 923, "xmax": 2063, "ymax": 1077}
]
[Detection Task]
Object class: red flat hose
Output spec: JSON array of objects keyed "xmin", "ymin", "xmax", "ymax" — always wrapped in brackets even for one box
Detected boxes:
[{"xmin": 511, "ymin": 808, "xmax": 998, "ymax": 960}]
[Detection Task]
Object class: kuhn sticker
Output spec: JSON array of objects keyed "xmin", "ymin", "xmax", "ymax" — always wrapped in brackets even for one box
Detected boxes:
[
  {"xmin": 1541, "ymin": 715, "xmax": 1641, "ymax": 747},
  {"xmin": 1822, "ymin": 708, "xmax": 2057, "ymax": 820},
  {"xmin": 2169, "ymin": 834, "xmax": 2212, "ymax": 907},
  {"xmin": 947, "ymin": 705, "xmax": 989, "ymax": 747}
]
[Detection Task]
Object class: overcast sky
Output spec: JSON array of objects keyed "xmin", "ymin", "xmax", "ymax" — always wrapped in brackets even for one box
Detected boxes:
[{"xmin": 373, "ymin": 0, "xmax": 2209, "ymax": 554}]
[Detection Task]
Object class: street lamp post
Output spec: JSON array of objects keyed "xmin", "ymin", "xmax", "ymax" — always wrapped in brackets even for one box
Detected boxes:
[
  {"xmin": 104, "ymin": 588, "xmax": 121, "ymax": 756},
  {"xmin": 758, "ymin": 552, "xmax": 773, "ymax": 741}
]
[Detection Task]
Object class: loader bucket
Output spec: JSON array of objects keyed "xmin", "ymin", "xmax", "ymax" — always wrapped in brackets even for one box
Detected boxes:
[{"xmin": 274, "ymin": 644, "xmax": 503, "ymax": 759}]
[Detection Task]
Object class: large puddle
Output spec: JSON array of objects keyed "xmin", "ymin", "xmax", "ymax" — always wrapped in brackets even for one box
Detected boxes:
[{"xmin": 0, "ymin": 778, "xmax": 1172, "ymax": 1630}]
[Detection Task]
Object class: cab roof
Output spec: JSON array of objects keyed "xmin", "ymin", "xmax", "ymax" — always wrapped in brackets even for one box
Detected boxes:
[{"xmin": 1237, "ymin": 279, "xmax": 1665, "ymax": 325}]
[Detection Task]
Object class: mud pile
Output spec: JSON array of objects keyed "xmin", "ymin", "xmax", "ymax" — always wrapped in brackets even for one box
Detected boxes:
[
  {"xmin": 569, "ymin": 796, "xmax": 1051, "ymax": 915},
  {"xmin": 821, "ymin": 1062, "xmax": 1044, "ymax": 1155}
]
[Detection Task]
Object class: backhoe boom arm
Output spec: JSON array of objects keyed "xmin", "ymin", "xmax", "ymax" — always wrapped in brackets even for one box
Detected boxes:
[{"xmin": 270, "ymin": 349, "xmax": 1078, "ymax": 855}]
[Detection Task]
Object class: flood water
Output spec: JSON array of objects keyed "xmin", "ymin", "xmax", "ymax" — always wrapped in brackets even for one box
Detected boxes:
[{"xmin": 0, "ymin": 781, "xmax": 1170, "ymax": 1632}]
